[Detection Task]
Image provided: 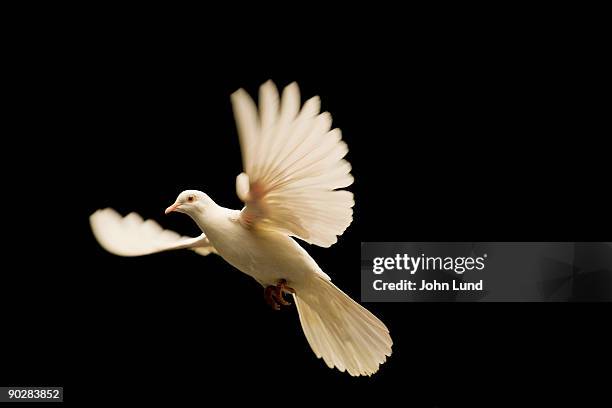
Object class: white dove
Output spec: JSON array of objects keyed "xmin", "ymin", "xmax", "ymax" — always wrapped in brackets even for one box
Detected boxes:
[{"xmin": 90, "ymin": 81, "xmax": 392, "ymax": 376}]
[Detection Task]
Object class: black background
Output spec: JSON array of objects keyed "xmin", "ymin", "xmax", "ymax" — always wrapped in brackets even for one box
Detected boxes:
[{"xmin": 3, "ymin": 10, "xmax": 610, "ymax": 406}]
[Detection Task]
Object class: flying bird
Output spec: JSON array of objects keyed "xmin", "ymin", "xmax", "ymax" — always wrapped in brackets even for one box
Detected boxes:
[{"xmin": 90, "ymin": 81, "xmax": 392, "ymax": 376}]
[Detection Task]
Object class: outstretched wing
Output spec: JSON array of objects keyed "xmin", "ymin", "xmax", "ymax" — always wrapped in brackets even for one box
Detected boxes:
[
  {"xmin": 232, "ymin": 81, "xmax": 354, "ymax": 248},
  {"xmin": 90, "ymin": 208, "xmax": 217, "ymax": 257}
]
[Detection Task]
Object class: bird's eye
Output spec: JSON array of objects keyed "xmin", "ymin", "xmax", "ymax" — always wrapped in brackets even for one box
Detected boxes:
[{"xmin": 187, "ymin": 195, "xmax": 194, "ymax": 202}]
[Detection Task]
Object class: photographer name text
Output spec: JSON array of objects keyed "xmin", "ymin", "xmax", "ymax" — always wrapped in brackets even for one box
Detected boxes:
[{"xmin": 373, "ymin": 279, "xmax": 484, "ymax": 292}]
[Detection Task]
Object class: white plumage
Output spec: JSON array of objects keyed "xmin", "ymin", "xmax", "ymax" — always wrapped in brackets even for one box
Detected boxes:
[
  {"xmin": 233, "ymin": 81, "xmax": 354, "ymax": 247},
  {"xmin": 295, "ymin": 276, "xmax": 392, "ymax": 376},
  {"xmin": 90, "ymin": 208, "xmax": 217, "ymax": 257},
  {"xmin": 90, "ymin": 81, "xmax": 392, "ymax": 376}
]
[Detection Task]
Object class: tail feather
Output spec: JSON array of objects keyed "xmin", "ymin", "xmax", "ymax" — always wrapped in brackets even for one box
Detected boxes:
[{"xmin": 294, "ymin": 276, "xmax": 392, "ymax": 376}]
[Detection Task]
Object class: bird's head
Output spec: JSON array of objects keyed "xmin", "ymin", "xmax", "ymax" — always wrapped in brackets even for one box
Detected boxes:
[{"xmin": 165, "ymin": 190, "xmax": 213, "ymax": 216}]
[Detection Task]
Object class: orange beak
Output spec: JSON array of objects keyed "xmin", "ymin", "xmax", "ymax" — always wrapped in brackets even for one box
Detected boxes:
[{"xmin": 165, "ymin": 202, "xmax": 181, "ymax": 215}]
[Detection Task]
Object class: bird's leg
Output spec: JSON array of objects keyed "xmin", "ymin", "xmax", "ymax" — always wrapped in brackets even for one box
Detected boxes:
[
  {"xmin": 264, "ymin": 279, "xmax": 296, "ymax": 310},
  {"xmin": 272, "ymin": 280, "xmax": 292, "ymax": 306},
  {"xmin": 279, "ymin": 279, "xmax": 296, "ymax": 294},
  {"xmin": 264, "ymin": 286, "xmax": 280, "ymax": 311}
]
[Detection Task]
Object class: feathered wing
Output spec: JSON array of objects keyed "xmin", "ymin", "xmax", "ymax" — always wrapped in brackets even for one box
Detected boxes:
[
  {"xmin": 294, "ymin": 275, "xmax": 392, "ymax": 376},
  {"xmin": 232, "ymin": 80, "xmax": 354, "ymax": 247},
  {"xmin": 90, "ymin": 208, "xmax": 217, "ymax": 257}
]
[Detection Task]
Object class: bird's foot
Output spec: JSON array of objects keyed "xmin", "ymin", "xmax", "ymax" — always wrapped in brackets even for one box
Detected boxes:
[{"xmin": 264, "ymin": 279, "xmax": 296, "ymax": 311}]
